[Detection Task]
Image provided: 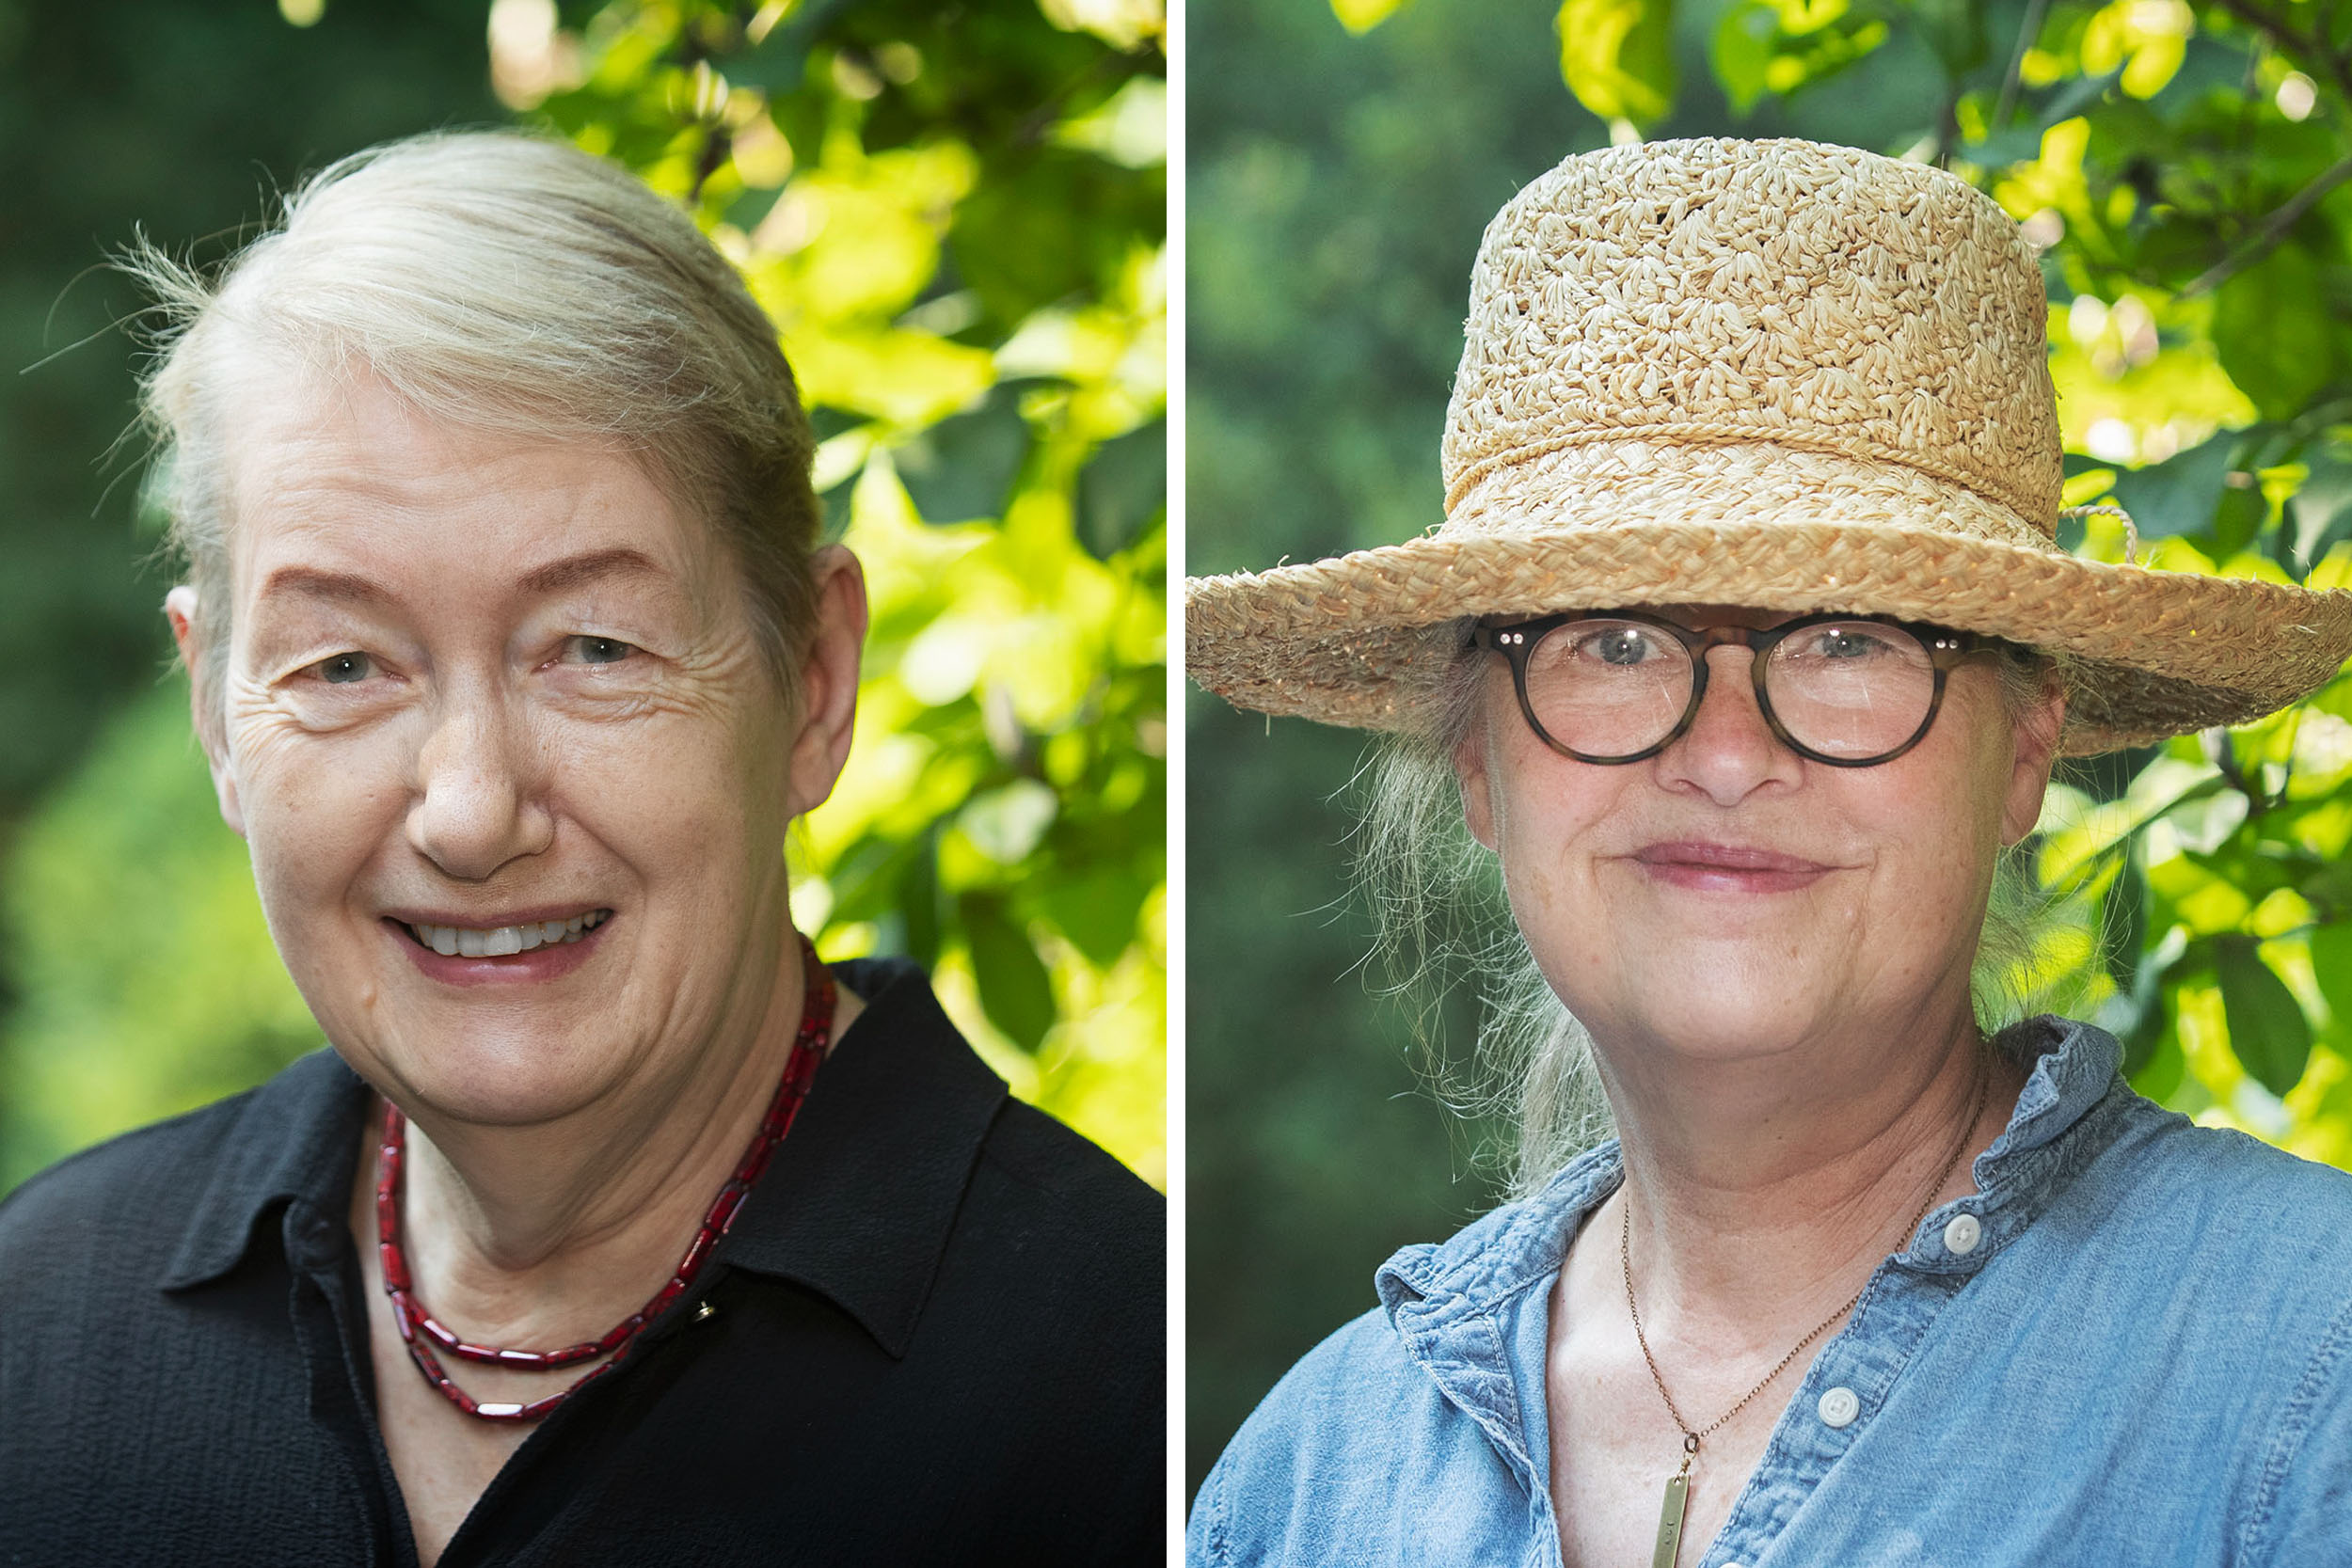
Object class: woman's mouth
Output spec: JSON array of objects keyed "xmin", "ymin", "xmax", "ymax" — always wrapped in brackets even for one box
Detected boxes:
[
  {"xmin": 1629, "ymin": 842, "xmax": 1835, "ymax": 893},
  {"xmin": 400, "ymin": 910, "xmax": 612, "ymax": 958}
]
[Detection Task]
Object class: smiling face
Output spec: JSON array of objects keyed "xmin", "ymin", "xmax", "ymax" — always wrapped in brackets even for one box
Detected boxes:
[
  {"xmin": 174, "ymin": 367, "xmax": 855, "ymax": 1129},
  {"xmin": 1455, "ymin": 604, "xmax": 2061, "ymax": 1091}
]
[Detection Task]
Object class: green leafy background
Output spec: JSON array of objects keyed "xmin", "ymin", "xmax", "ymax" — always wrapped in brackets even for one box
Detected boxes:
[
  {"xmin": 0, "ymin": 0, "xmax": 1165, "ymax": 1197},
  {"xmin": 1189, "ymin": 0, "xmax": 2352, "ymax": 1495}
]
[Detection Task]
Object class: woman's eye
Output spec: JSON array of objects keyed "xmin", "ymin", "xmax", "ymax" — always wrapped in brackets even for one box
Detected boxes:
[
  {"xmin": 310, "ymin": 652, "xmax": 375, "ymax": 685},
  {"xmin": 1813, "ymin": 627, "xmax": 1891, "ymax": 659},
  {"xmin": 564, "ymin": 635, "xmax": 639, "ymax": 666},
  {"xmin": 1580, "ymin": 628, "xmax": 1658, "ymax": 667}
]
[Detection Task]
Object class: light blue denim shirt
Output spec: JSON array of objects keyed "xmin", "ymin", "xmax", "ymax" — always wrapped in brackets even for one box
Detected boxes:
[{"xmin": 1189, "ymin": 1016, "xmax": 2352, "ymax": 1567}]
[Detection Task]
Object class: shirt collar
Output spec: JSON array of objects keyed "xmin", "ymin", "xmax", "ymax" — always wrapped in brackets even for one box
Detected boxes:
[
  {"xmin": 1375, "ymin": 1013, "xmax": 2131, "ymax": 1327},
  {"xmin": 711, "ymin": 955, "xmax": 1009, "ymax": 1358},
  {"xmin": 159, "ymin": 1047, "xmax": 372, "ymax": 1291},
  {"xmin": 157, "ymin": 955, "xmax": 1009, "ymax": 1362}
]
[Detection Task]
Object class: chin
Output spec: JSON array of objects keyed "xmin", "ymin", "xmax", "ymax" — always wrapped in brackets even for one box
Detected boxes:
[
  {"xmin": 1579, "ymin": 975, "xmax": 1832, "ymax": 1066},
  {"xmin": 1547, "ymin": 936, "xmax": 1831, "ymax": 1056},
  {"xmin": 1664, "ymin": 1010, "xmax": 1821, "ymax": 1064},
  {"xmin": 358, "ymin": 1021, "xmax": 628, "ymax": 1130}
]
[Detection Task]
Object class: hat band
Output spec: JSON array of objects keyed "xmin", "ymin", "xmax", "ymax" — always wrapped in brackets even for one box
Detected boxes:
[
  {"xmin": 1438, "ymin": 435, "xmax": 2058, "ymax": 557},
  {"xmin": 1442, "ymin": 421, "xmax": 2058, "ymax": 541}
]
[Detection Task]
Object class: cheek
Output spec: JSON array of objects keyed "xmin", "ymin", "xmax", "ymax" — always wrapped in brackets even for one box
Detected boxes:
[
  {"xmin": 1486, "ymin": 729, "xmax": 1624, "ymax": 854},
  {"xmin": 1901, "ymin": 715, "xmax": 2015, "ymax": 884},
  {"xmin": 546, "ymin": 700, "xmax": 791, "ymax": 886},
  {"xmin": 1827, "ymin": 771, "xmax": 2006, "ymax": 988},
  {"xmin": 1486, "ymin": 757, "xmax": 1622, "ymax": 928},
  {"xmin": 228, "ymin": 711, "xmax": 411, "ymax": 908}
]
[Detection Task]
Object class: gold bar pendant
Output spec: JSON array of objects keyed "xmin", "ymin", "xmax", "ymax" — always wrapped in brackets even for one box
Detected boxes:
[{"xmin": 1651, "ymin": 1472, "xmax": 1690, "ymax": 1568}]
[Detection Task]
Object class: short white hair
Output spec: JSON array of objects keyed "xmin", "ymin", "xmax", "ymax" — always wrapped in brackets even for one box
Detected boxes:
[{"xmin": 126, "ymin": 128, "xmax": 821, "ymax": 732}]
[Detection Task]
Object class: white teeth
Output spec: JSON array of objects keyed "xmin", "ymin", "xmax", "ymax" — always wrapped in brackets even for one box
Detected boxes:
[{"xmin": 405, "ymin": 911, "xmax": 611, "ymax": 958}]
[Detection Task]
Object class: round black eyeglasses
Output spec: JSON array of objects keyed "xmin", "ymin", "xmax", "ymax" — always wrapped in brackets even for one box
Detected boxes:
[{"xmin": 1468, "ymin": 610, "xmax": 2002, "ymax": 768}]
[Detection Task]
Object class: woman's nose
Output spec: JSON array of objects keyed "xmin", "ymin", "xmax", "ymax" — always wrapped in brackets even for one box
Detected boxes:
[
  {"xmin": 1654, "ymin": 644, "xmax": 1803, "ymax": 803},
  {"xmin": 406, "ymin": 698, "xmax": 556, "ymax": 880}
]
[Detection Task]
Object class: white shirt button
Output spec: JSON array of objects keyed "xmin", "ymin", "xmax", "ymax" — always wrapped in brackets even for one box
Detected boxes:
[
  {"xmin": 1818, "ymin": 1386, "xmax": 1861, "ymax": 1428},
  {"xmin": 1944, "ymin": 1212, "xmax": 1983, "ymax": 1255}
]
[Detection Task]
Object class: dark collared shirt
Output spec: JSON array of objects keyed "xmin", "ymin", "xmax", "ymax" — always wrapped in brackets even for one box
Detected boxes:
[{"xmin": 0, "ymin": 957, "xmax": 1164, "ymax": 1566}]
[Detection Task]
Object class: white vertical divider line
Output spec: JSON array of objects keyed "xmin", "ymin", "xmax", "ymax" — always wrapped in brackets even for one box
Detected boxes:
[{"xmin": 1161, "ymin": 0, "xmax": 1188, "ymax": 1561}]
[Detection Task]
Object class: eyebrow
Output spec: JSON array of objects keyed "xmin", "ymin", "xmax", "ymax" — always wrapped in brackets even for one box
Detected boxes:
[
  {"xmin": 516, "ymin": 546, "xmax": 668, "ymax": 596},
  {"xmin": 253, "ymin": 565, "xmax": 393, "ymax": 608},
  {"xmin": 255, "ymin": 547, "xmax": 670, "ymax": 608}
]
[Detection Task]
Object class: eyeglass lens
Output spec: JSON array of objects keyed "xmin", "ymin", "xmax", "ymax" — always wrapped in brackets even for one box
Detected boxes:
[{"xmin": 1520, "ymin": 618, "xmax": 1940, "ymax": 762}]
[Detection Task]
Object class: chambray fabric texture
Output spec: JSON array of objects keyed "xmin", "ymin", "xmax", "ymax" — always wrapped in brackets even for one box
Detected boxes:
[
  {"xmin": 0, "ymin": 957, "xmax": 1164, "ymax": 1567},
  {"xmin": 1188, "ymin": 1015, "xmax": 2352, "ymax": 1568}
]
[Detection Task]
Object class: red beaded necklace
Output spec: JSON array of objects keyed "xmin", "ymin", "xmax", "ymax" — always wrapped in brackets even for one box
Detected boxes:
[{"xmin": 373, "ymin": 935, "xmax": 835, "ymax": 1423}]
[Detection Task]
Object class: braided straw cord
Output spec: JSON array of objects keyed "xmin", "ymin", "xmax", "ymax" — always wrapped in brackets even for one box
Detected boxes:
[{"xmin": 1184, "ymin": 137, "xmax": 2352, "ymax": 752}]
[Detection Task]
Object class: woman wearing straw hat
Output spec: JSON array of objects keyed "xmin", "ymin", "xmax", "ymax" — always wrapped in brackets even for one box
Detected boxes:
[{"xmin": 1184, "ymin": 136, "xmax": 2352, "ymax": 1568}]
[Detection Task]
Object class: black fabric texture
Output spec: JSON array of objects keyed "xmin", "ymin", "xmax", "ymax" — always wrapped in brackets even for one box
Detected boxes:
[{"xmin": 0, "ymin": 956, "xmax": 1165, "ymax": 1566}]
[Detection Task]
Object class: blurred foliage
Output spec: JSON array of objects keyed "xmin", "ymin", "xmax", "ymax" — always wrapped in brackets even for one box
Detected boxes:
[
  {"xmin": 1192, "ymin": 0, "xmax": 2352, "ymax": 1491},
  {"xmin": 1, "ymin": 0, "xmax": 1165, "ymax": 1195},
  {"xmin": 0, "ymin": 0, "xmax": 501, "ymax": 822}
]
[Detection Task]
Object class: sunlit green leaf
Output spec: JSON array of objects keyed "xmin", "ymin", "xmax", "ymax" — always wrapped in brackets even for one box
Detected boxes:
[
  {"xmin": 959, "ymin": 780, "xmax": 1060, "ymax": 864},
  {"xmin": 1330, "ymin": 0, "xmax": 1412, "ymax": 35},
  {"xmin": 2312, "ymin": 923, "xmax": 2352, "ymax": 1036},
  {"xmin": 1556, "ymin": 0, "xmax": 1677, "ymax": 125},
  {"xmin": 961, "ymin": 893, "xmax": 1056, "ymax": 1052},
  {"xmin": 1709, "ymin": 0, "xmax": 1780, "ymax": 114},
  {"xmin": 2287, "ymin": 441, "xmax": 2352, "ymax": 568},
  {"xmin": 2111, "ymin": 428, "xmax": 2237, "ymax": 541},
  {"xmin": 2215, "ymin": 247, "xmax": 2342, "ymax": 423},
  {"xmin": 2217, "ymin": 934, "xmax": 2314, "ymax": 1096},
  {"xmin": 1039, "ymin": 867, "xmax": 1155, "ymax": 969}
]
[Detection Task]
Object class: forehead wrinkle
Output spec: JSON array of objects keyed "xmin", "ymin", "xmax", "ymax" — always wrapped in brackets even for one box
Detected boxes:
[
  {"xmin": 213, "ymin": 359, "xmax": 742, "ymax": 656},
  {"xmin": 229, "ymin": 419, "xmax": 710, "ymax": 627}
]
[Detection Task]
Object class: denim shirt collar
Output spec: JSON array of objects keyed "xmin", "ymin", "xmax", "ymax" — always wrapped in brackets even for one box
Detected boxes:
[{"xmin": 1371, "ymin": 1015, "xmax": 2129, "ymax": 1488}]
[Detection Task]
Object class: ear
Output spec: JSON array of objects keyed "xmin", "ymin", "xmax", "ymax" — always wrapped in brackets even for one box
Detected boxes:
[
  {"xmin": 1998, "ymin": 673, "xmax": 2066, "ymax": 847},
  {"xmin": 165, "ymin": 585, "xmax": 246, "ymax": 838},
  {"xmin": 782, "ymin": 546, "xmax": 868, "ymax": 820},
  {"xmin": 1454, "ymin": 697, "xmax": 1500, "ymax": 853}
]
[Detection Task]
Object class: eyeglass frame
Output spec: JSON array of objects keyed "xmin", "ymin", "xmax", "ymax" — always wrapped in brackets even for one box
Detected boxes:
[{"xmin": 1466, "ymin": 609, "xmax": 2006, "ymax": 768}]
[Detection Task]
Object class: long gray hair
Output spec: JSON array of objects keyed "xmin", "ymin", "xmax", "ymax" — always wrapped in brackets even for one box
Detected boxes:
[{"xmin": 1349, "ymin": 619, "xmax": 2072, "ymax": 1198}]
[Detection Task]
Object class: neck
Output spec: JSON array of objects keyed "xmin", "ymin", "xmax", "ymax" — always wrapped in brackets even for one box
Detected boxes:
[
  {"xmin": 1597, "ymin": 990, "xmax": 2021, "ymax": 1327},
  {"xmin": 363, "ymin": 928, "xmax": 862, "ymax": 1347}
]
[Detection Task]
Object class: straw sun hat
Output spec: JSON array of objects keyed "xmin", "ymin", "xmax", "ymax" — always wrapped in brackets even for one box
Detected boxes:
[{"xmin": 1184, "ymin": 135, "xmax": 2352, "ymax": 755}]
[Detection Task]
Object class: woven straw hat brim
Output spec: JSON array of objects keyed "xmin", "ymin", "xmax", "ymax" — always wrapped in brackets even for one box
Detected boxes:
[
  {"xmin": 1185, "ymin": 447, "xmax": 2352, "ymax": 756},
  {"xmin": 1185, "ymin": 136, "xmax": 2352, "ymax": 753}
]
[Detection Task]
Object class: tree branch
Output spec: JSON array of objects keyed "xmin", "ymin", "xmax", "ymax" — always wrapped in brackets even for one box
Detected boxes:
[
  {"xmin": 2204, "ymin": 0, "xmax": 2352, "ymax": 103},
  {"xmin": 1994, "ymin": 0, "xmax": 2052, "ymax": 130},
  {"xmin": 2178, "ymin": 150, "xmax": 2352, "ymax": 296}
]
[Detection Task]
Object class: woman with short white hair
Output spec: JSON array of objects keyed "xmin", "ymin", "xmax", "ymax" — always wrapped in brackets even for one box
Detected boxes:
[
  {"xmin": 0, "ymin": 129, "xmax": 1161, "ymax": 1567},
  {"xmin": 1186, "ymin": 136, "xmax": 2352, "ymax": 1567}
]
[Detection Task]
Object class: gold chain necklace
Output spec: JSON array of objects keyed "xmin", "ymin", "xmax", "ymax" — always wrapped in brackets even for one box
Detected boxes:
[{"xmin": 1621, "ymin": 1063, "xmax": 1986, "ymax": 1568}]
